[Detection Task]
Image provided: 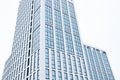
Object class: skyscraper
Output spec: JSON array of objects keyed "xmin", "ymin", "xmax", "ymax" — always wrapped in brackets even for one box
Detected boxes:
[
  {"xmin": 2, "ymin": 0, "xmax": 88, "ymax": 80},
  {"xmin": 2, "ymin": 0, "xmax": 114, "ymax": 80},
  {"xmin": 83, "ymin": 45, "xmax": 115, "ymax": 80}
]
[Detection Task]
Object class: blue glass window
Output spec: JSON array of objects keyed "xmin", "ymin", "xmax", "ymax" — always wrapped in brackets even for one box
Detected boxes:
[
  {"xmin": 68, "ymin": 55, "xmax": 72, "ymax": 73},
  {"xmin": 62, "ymin": 53, "xmax": 67, "ymax": 71},
  {"xmin": 45, "ymin": 6, "xmax": 53, "ymax": 26},
  {"xmin": 54, "ymin": 0, "xmax": 60, "ymax": 11},
  {"xmin": 64, "ymin": 73, "xmax": 68, "ymax": 80},
  {"xmin": 68, "ymin": 2, "xmax": 76, "ymax": 18},
  {"xmin": 70, "ymin": 74, "xmax": 73, "ymax": 80},
  {"xmin": 61, "ymin": 0, "xmax": 68, "ymax": 14},
  {"xmin": 52, "ymin": 70, "xmax": 56, "ymax": 80},
  {"xmin": 45, "ymin": 25, "xmax": 54, "ymax": 49},
  {"xmin": 73, "ymin": 56, "xmax": 77, "ymax": 73},
  {"xmin": 51, "ymin": 50, "xmax": 55, "ymax": 69},
  {"xmin": 45, "ymin": 48, "xmax": 49, "ymax": 68},
  {"xmin": 58, "ymin": 71, "xmax": 62, "ymax": 80},
  {"xmin": 57, "ymin": 52, "xmax": 61, "ymax": 70},
  {"xmin": 45, "ymin": 69, "xmax": 49, "ymax": 79},
  {"xmin": 75, "ymin": 75, "xmax": 78, "ymax": 80}
]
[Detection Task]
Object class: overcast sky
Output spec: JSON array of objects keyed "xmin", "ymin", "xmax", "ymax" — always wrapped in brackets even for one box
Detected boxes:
[{"xmin": 0, "ymin": 0, "xmax": 120, "ymax": 80}]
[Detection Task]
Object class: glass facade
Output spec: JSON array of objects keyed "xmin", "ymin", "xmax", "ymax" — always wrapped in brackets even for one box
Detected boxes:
[
  {"xmin": 83, "ymin": 45, "xmax": 115, "ymax": 80},
  {"xmin": 2, "ymin": 0, "xmax": 115, "ymax": 80},
  {"xmin": 44, "ymin": 0, "xmax": 87, "ymax": 79}
]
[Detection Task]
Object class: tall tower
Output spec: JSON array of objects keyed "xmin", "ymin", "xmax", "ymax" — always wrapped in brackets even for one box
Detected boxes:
[{"xmin": 2, "ymin": 0, "xmax": 88, "ymax": 80}]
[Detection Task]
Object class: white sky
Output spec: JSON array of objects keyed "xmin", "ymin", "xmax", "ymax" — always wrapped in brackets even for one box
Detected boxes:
[{"xmin": 0, "ymin": 0, "xmax": 120, "ymax": 80}]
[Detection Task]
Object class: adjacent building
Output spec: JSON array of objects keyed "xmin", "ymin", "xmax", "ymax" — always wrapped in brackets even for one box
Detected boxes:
[
  {"xmin": 2, "ymin": 0, "xmax": 115, "ymax": 80},
  {"xmin": 83, "ymin": 45, "xmax": 115, "ymax": 80}
]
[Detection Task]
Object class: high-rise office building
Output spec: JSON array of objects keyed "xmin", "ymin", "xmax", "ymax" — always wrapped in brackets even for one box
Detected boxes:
[
  {"xmin": 2, "ymin": 0, "xmax": 88, "ymax": 80},
  {"xmin": 2, "ymin": 0, "xmax": 115, "ymax": 80},
  {"xmin": 83, "ymin": 45, "xmax": 115, "ymax": 80}
]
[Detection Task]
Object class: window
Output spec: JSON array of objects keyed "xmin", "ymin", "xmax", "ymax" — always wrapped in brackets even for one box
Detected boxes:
[
  {"xmin": 23, "ymin": 70, "xmax": 25, "ymax": 79},
  {"xmin": 52, "ymin": 70, "xmax": 56, "ymax": 80},
  {"xmin": 70, "ymin": 74, "xmax": 73, "ymax": 80},
  {"xmin": 65, "ymin": 33, "xmax": 74, "ymax": 54},
  {"xmin": 34, "ymin": 0, "xmax": 40, "ymax": 12},
  {"xmin": 61, "ymin": 0, "xmax": 68, "ymax": 14},
  {"xmin": 81, "ymin": 59, "xmax": 87, "ymax": 76},
  {"xmin": 32, "ymin": 5, "xmax": 33, "ymax": 9},
  {"xmin": 64, "ymin": 73, "xmax": 68, "ymax": 80},
  {"xmin": 31, "ymin": 10, "xmax": 33, "ymax": 14},
  {"xmin": 80, "ymin": 76, "xmax": 83, "ymax": 80},
  {"xmin": 73, "ymin": 56, "xmax": 77, "ymax": 73},
  {"xmin": 77, "ymin": 57, "xmax": 82, "ymax": 75},
  {"xmin": 30, "ymin": 75, "xmax": 32, "ymax": 80},
  {"xmin": 29, "ymin": 42, "xmax": 31, "ymax": 48},
  {"xmin": 57, "ymin": 52, "xmax": 61, "ymax": 70},
  {"xmin": 54, "ymin": 10, "xmax": 65, "ymax": 51},
  {"xmin": 62, "ymin": 53, "xmax": 67, "ymax": 71},
  {"xmin": 27, "ymin": 67, "xmax": 29, "ymax": 76},
  {"xmin": 68, "ymin": 2, "xmax": 76, "ymax": 18},
  {"xmin": 30, "ymin": 55, "xmax": 33, "ymax": 74},
  {"xmin": 32, "ymin": 27, "xmax": 40, "ymax": 52},
  {"xmin": 37, "ymin": 70, "xmax": 40, "ymax": 80},
  {"xmin": 27, "ymin": 58, "xmax": 30, "ymax": 66},
  {"xmin": 30, "ymin": 22, "xmax": 32, "ymax": 26},
  {"xmin": 45, "ymin": 69, "xmax": 49, "ymax": 79},
  {"xmin": 33, "ymin": 73, "xmax": 35, "ymax": 80},
  {"xmin": 68, "ymin": 55, "xmax": 72, "ymax": 73},
  {"xmin": 45, "ymin": 25, "xmax": 54, "ymax": 48},
  {"xmin": 28, "ymin": 50, "xmax": 30, "ymax": 57},
  {"xmin": 30, "ymin": 28, "xmax": 32, "ymax": 33},
  {"xmin": 58, "ymin": 71, "xmax": 62, "ymax": 80},
  {"xmin": 45, "ymin": 0, "xmax": 52, "ymax": 7},
  {"xmin": 45, "ymin": 6, "xmax": 53, "ymax": 25},
  {"xmin": 45, "ymin": 48, "xmax": 49, "ymax": 68},
  {"xmin": 34, "ymin": 52, "xmax": 36, "ymax": 71},
  {"xmin": 51, "ymin": 50, "xmax": 55, "ymax": 69},
  {"xmin": 87, "ymin": 47, "xmax": 98, "ymax": 79},
  {"xmin": 31, "ymin": 16, "xmax": 33, "ymax": 20},
  {"xmin": 75, "ymin": 75, "xmax": 78, "ymax": 80},
  {"xmin": 34, "ymin": 8, "xmax": 40, "ymax": 30},
  {"xmin": 54, "ymin": 0, "xmax": 60, "ymax": 10},
  {"xmin": 29, "ymin": 35, "xmax": 31, "ymax": 40},
  {"xmin": 37, "ymin": 50, "xmax": 40, "ymax": 69},
  {"xmin": 85, "ymin": 77, "xmax": 88, "ymax": 80}
]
